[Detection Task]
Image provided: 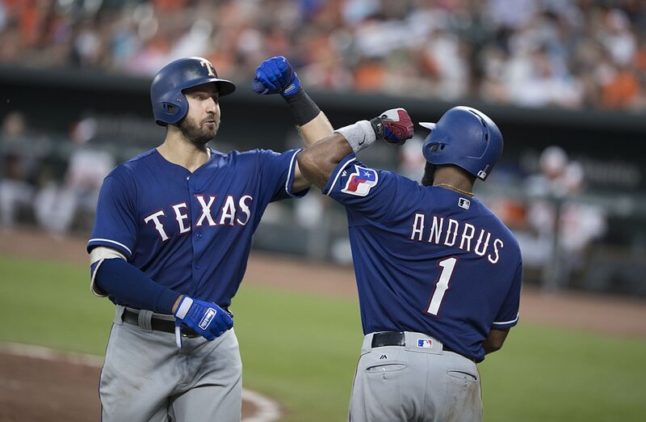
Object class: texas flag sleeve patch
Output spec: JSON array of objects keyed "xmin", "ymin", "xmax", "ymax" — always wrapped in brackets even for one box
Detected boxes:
[{"xmin": 340, "ymin": 165, "xmax": 378, "ymax": 197}]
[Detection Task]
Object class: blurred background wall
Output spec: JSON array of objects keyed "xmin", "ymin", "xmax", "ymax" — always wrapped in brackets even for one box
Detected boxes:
[{"xmin": 1, "ymin": 0, "xmax": 645, "ymax": 296}]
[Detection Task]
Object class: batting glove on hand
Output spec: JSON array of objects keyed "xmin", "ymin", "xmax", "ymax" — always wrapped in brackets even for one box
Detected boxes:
[
  {"xmin": 252, "ymin": 56, "xmax": 302, "ymax": 97},
  {"xmin": 173, "ymin": 296, "xmax": 233, "ymax": 341},
  {"xmin": 370, "ymin": 108, "xmax": 414, "ymax": 145}
]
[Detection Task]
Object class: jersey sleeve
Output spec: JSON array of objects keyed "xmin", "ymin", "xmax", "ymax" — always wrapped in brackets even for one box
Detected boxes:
[
  {"xmin": 492, "ymin": 261, "xmax": 523, "ymax": 329},
  {"xmin": 322, "ymin": 154, "xmax": 400, "ymax": 220},
  {"xmin": 256, "ymin": 148, "xmax": 308, "ymax": 202},
  {"xmin": 86, "ymin": 168, "xmax": 138, "ymax": 259}
]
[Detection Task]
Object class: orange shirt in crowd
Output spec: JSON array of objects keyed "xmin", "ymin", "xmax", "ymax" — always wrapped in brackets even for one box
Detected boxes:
[{"xmin": 601, "ymin": 68, "xmax": 640, "ymax": 109}]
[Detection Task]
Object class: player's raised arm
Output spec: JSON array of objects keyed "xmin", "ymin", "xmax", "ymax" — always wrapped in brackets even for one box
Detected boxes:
[
  {"xmin": 298, "ymin": 108, "xmax": 414, "ymax": 188},
  {"xmin": 252, "ymin": 56, "xmax": 333, "ymax": 145},
  {"xmin": 252, "ymin": 56, "xmax": 333, "ymax": 190}
]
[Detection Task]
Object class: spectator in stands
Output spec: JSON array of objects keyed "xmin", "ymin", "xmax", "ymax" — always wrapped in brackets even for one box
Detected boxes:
[
  {"xmin": 0, "ymin": 111, "xmax": 37, "ymax": 229},
  {"xmin": 520, "ymin": 146, "xmax": 607, "ymax": 289},
  {"xmin": 34, "ymin": 116, "xmax": 114, "ymax": 236},
  {"xmin": 0, "ymin": 0, "xmax": 643, "ymax": 111}
]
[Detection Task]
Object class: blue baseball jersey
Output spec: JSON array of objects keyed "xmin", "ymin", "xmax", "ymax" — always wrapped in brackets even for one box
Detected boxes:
[
  {"xmin": 323, "ymin": 155, "xmax": 522, "ymax": 362},
  {"xmin": 87, "ymin": 147, "xmax": 304, "ymax": 307}
]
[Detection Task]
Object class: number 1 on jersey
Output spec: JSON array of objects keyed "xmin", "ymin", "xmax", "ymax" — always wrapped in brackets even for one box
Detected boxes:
[{"xmin": 427, "ymin": 257, "xmax": 457, "ymax": 316}]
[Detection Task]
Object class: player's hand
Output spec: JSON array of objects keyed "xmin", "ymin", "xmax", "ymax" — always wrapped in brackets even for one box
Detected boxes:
[
  {"xmin": 252, "ymin": 56, "xmax": 302, "ymax": 97},
  {"xmin": 173, "ymin": 296, "xmax": 233, "ymax": 341},
  {"xmin": 370, "ymin": 108, "xmax": 414, "ymax": 145}
]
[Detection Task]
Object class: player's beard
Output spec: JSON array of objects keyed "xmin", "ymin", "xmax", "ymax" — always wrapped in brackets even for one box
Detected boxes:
[{"xmin": 179, "ymin": 115, "xmax": 220, "ymax": 146}]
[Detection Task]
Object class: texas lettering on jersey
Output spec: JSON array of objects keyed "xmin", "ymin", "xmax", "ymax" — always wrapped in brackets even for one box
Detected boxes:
[
  {"xmin": 143, "ymin": 194, "xmax": 253, "ymax": 241},
  {"xmin": 410, "ymin": 213, "xmax": 504, "ymax": 264}
]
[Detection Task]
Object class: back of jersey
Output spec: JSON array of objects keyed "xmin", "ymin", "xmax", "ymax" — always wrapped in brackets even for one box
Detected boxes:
[{"xmin": 324, "ymin": 158, "xmax": 522, "ymax": 362}]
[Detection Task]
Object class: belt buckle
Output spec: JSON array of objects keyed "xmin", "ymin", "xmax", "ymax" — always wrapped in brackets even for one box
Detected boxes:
[{"xmin": 180, "ymin": 326, "xmax": 198, "ymax": 338}]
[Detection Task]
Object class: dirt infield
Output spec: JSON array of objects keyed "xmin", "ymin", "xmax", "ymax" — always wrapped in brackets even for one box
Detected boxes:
[
  {"xmin": 1, "ymin": 227, "xmax": 645, "ymax": 421},
  {"xmin": 0, "ymin": 348, "xmax": 100, "ymax": 422},
  {"xmin": 0, "ymin": 344, "xmax": 269, "ymax": 422}
]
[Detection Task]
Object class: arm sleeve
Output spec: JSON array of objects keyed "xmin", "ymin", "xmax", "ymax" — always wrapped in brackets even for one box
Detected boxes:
[
  {"xmin": 492, "ymin": 261, "xmax": 522, "ymax": 328},
  {"xmin": 93, "ymin": 258, "xmax": 179, "ymax": 314}
]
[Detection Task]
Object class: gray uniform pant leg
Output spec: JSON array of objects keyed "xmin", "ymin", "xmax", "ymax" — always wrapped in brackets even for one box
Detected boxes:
[
  {"xmin": 100, "ymin": 306, "xmax": 242, "ymax": 422},
  {"xmin": 349, "ymin": 332, "xmax": 482, "ymax": 422},
  {"xmin": 168, "ymin": 330, "xmax": 242, "ymax": 421}
]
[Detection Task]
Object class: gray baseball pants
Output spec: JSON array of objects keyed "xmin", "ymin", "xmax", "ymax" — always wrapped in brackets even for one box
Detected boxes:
[
  {"xmin": 99, "ymin": 305, "xmax": 242, "ymax": 422},
  {"xmin": 349, "ymin": 331, "xmax": 481, "ymax": 422}
]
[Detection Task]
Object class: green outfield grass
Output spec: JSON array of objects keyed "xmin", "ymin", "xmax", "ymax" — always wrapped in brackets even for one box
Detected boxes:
[{"xmin": 1, "ymin": 254, "xmax": 646, "ymax": 421}]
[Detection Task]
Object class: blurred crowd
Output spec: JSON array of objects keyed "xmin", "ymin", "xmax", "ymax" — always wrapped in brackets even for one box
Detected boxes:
[
  {"xmin": 1, "ymin": 0, "xmax": 645, "ymax": 110},
  {"xmin": 486, "ymin": 145, "xmax": 608, "ymax": 289},
  {"xmin": 0, "ymin": 110, "xmax": 114, "ymax": 235}
]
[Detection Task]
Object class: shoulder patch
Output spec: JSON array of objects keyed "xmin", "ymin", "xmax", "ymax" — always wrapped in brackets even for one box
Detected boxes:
[{"xmin": 341, "ymin": 166, "xmax": 378, "ymax": 197}]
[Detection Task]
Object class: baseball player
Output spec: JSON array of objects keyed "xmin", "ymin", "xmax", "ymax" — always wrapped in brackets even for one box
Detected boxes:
[
  {"xmin": 87, "ymin": 56, "xmax": 333, "ymax": 421},
  {"xmin": 294, "ymin": 106, "xmax": 523, "ymax": 421}
]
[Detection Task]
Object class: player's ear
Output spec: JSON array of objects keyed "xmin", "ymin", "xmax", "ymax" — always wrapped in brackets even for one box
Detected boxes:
[{"xmin": 162, "ymin": 103, "xmax": 177, "ymax": 113}]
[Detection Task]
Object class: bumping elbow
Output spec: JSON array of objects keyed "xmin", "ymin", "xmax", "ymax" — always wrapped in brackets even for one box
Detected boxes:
[
  {"xmin": 297, "ymin": 149, "xmax": 324, "ymax": 185},
  {"xmin": 297, "ymin": 149, "xmax": 316, "ymax": 175}
]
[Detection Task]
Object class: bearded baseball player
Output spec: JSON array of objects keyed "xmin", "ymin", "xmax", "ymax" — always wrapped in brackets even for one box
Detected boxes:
[
  {"xmin": 87, "ymin": 56, "xmax": 333, "ymax": 421},
  {"xmin": 293, "ymin": 106, "xmax": 522, "ymax": 421}
]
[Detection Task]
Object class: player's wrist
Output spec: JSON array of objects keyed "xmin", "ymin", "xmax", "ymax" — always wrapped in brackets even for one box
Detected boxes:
[
  {"xmin": 335, "ymin": 120, "xmax": 377, "ymax": 153},
  {"xmin": 171, "ymin": 294, "xmax": 185, "ymax": 314},
  {"xmin": 173, "ymin": 296, "xmax": 193, "ymax": 319},
  {"xmin": 369, "ymin": 116, "xmax": 385, "ymax": 140},
  {"xmin": 284, "ymin": 90, "xmax": 321, "ymax": 126}
]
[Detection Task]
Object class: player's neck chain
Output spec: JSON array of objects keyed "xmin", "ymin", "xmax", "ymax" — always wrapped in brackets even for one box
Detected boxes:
[{"xmin": 436, "ymin": 183, "xmax": 473, "ymax": 196}]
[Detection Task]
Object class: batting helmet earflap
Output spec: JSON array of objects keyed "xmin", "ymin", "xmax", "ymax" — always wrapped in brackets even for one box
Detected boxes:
[
  {"xmin": 420, "ymin": 106, "xmax": 503, "ymax": 181},
  {"xmin": 150, "ymin": 57, "xmax": 236, "ymax": 126}
]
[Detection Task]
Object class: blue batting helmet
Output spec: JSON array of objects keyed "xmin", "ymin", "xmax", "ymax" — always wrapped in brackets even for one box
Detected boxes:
[
  {"xmin": 150, "ymin": 57, "xmax": 236, "ymax": 126},
  {"xmin": 420, "ymin": 106, "xmax": 503, "ymax": 180}
]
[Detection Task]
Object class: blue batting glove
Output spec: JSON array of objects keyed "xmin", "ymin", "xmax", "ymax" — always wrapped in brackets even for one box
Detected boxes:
[
  {"xmin": 173, "ymin": 296, "xmax": 233, "ymax": 341},
  {"xmin": 252, "ymin": 56, "xmax": 302, "ymax": 97}
]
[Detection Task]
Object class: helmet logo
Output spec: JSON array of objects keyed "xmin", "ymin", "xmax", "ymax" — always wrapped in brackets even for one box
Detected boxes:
[
  {"xmin": 199, "ymin": 59, "xmax": 216, "ymax": 77},
  {"xmin": 477, "ymin": 170, "xmax": 487, "ymax": 179}
]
